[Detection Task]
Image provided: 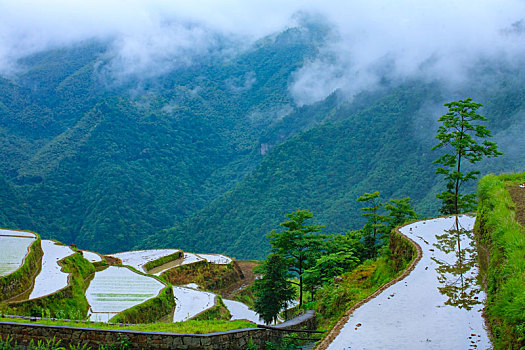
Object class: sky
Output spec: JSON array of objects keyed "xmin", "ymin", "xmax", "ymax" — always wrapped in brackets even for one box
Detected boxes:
[{"xmin": 1, "ymin": 0, "xmax": 525, "ymax": 104}]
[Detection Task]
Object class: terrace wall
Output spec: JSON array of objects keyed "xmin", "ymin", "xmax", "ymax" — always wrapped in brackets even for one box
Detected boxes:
[{"xmin": 0, "ymin": 311, "xmax": 316, "ymax": 349}]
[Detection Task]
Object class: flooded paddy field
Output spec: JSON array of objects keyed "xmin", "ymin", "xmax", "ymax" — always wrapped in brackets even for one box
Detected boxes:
[
  {"xmin": 86, "ymin": 266, "xmax": 165, "ymax": 322},
  {"xmin": 29, "ymin": 240, "xmax": 75, "ymax": 299},
  {"xmin": 108, "ymin": 249, "xmax": 181, "ymax": 273},
  {"xmin": 327, "ymin": 215, "xmax": 491, "ymax": 350},
  {"xmin": 0, "ymin": 230, "xmax": 36, "ymax": 277},
  {"xmin": 172, "ymin": 286, "xmax": 216, "ymax": 322}
]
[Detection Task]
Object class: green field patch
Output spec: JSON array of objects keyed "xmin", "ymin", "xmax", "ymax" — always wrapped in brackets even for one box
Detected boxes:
[
  {"xmin": 0, "ymin": 316, "xmax": 255, "ymax": 334},
  {"xmin": 475, "ymin": 173, "xmax": 525, "ymax": 349}
]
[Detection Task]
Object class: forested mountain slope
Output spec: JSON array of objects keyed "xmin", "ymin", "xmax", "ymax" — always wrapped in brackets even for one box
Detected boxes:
[
  {"xmin": 1, "ymin": 23, "xmax": 525, "ymax": 258},
  {"xmin": 146, "ymin": 74, "xmax": 525, "ymax": 259},
  {"xmin": 0, "ymin": 26, "xmax": 326, "ymax": 253},
  {"xmin": 146, "ymin": 84, "xmax": 443, "ymax": 258}
]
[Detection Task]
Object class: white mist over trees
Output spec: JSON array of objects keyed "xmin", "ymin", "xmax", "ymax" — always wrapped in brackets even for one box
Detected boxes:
[{"xmin": 2, "ymin": 0, "xmax": 525, "ymax": 105}]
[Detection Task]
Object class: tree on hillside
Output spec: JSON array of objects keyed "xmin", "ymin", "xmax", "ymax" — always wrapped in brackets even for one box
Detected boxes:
[
  {"xmin": 268, "ymin": 209, "xmax": 325, "ymax": 307},
  {"xmin": 432, "ymin": 98, "xmax": 503, "ymax": 214},
  {"xmin": 357, "ymin": 191, "xmax": 389, "ymax": 259},
  {"xmin": 253, "ymin": 253, "xmax": 296, "ymax": 324},
  {"xmin": 303, "ymin": 250, "xmax": 359, "ymax": 299},
  {"xmin": 384, "ymin": 197, "xmax": 419, "ymax": 230}
]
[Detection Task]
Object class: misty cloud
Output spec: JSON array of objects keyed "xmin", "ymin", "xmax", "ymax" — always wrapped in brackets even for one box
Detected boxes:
[
  {"xmin": 0, "ymin": 0, "xmax": 298, "ymax": 75},
  {"xmin": 289, "ymin": 0, "xmax": 525, "ymax": 104},
  {"xmin": 2, "ymin": 0, "xmax": 525, "ymax": 104},
  {"xmin": 225, "ymin": 71, "xmax": 257, "ymax": 93}
]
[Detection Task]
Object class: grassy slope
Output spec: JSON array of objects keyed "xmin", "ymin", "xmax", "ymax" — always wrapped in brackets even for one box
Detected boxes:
[
  {"xmin": 0, "ymin": 316, "xmax": 254, "ymax": 335},
  {"xmin": 160, "ymin": 261, "xmax": 240, "ymax": 292},
  {"xmin": 475, "ymin": 173, "xmax": 525, "ymax": 349}
]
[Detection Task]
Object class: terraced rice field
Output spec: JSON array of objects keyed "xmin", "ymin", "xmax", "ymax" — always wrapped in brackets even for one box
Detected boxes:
[
  {"xmin": 108, "ymin": 249, "xmax": 180, "ymax": 273},
  {"xmin": 152, "ymin": 252, "xmax": 205, "ymax": 276},
  {"xmin": 0, "ymin": 229, "xmax": 36, "ymax": 238},
  {"xmin": 171, "ymin": 286, "xmax": 264, "ymax": 323},
  {"xmin": 0, "ymin": 230, "xmax": 36, "ymax": 277},
  {"xmin": 172, "ymin": 286, "xmax": 216, "ymax": 322},
  {"xmin": 223, "ymin": 299, "xmax": 261, "ymax": 323},
  {"xmin": 195, "ymin": 254, "xmax": 232, "ymax": 265},
  {"xmin": 81, "ymin": 250, "xmax": 103, "ymax": 263},
  {"xmin": 29, "ymin": 240, "xmax": 75, "ymax": 299},
  {"xmin": 179, "ymin": 253, "xmax": 205, "ymax": 266},
  {"xmin": 325, "ymin": 215, "xmax": 490, "ymax": 350},
  {"xmin": 86, "ymin": 266, "xmax": 165, "ymax": 322}
]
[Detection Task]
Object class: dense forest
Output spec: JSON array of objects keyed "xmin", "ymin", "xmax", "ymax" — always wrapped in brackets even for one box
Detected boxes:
[{"xmin": 1, "ymin": 24, "xmax": 525, "ymax": 258}]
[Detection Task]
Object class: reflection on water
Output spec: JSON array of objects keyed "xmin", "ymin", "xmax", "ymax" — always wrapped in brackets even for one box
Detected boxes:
[
  {"xmin": 325, "ymin": 215, "xmax": 491, "ymax": 350},
  {"xmin": 432, "ymin": 215, "xmax": 482, "ymax": 310}
]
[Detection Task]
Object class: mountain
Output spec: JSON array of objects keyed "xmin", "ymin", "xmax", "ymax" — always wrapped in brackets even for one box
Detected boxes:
[
  {"xmin": 1, "ymin": 25, "xmax": 525, "ymax": 258},
  {"xmin": 143, "ymin": 69, "xmax": 525, "ymax": 259},
  {"xmin": 0, "ymin": 26, "xmax": 327, "ymax": 253}
]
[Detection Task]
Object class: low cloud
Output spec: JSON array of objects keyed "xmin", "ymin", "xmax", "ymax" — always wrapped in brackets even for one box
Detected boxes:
[
  {"xmin": 2, "ymin": 0, "xmax": 525, "ymax": 104},
  {"xmin": 289, "ymin": 0, "xmax": 525, "ymax": 104},
  {"xmin": 225, "ymin": 71, "xmax": 257, "ymax": 93}
]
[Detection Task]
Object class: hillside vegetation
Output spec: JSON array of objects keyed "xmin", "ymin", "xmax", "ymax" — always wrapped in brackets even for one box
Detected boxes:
[
  {"xmin": 0, "ymin": 26, "xmax": 525, "ymax": 259},
  {"xmin": 150, "ymin": 80, "xmax": 525, "ymax": 259},
  {"xmin": 0, "ymin": 27, "xmax": 323, "ymax": 254},
  {"xmin": 475, "ymin": 173, "xmax": 525, "ymax": 349}
]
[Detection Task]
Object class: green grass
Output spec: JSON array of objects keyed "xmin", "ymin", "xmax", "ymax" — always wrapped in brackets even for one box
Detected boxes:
[
  {"xmin": 475, "ymin": 173, "xmax": 525, "ymax": 349},
  {"xmin": 0, "ymin": 317, "xmax": 255, "ymax": 334}
]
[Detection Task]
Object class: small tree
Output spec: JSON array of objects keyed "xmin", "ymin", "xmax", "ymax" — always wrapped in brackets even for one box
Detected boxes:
[
  {"xmin": 384, "ymin": 197, "xmax": 419, "ymax": 229},
  {"xmin": 303, "ymin": 251, "xmax": 359, "ymax": 295},
  {"xmin": 432, "ymin": 98, "xmax": 502, "ymax": 214},
  {"xmin": 357, "ymin": 191, "xmax": 388, "ymax": 259},
  {"xmin": 253, "ymin": 254, "xmax": 296, "ymax": 324},
  {"xmin": 268, "ymin": 209, "xmax": 325, "ymax": 307}
]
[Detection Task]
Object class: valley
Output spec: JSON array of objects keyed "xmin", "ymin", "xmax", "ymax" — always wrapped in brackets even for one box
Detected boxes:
[{"xmin": 1, "ymin": 3, "xmax": 525, "ymax": 348}]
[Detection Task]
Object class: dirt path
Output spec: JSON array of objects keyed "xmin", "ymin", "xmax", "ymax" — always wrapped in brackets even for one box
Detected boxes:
[
  {"xmin": 508, "ymin": 184, "xmax": 525, "ymax": 227},
  {"xmin": 220, "ymin": 260, "xmax": 258, "ymax": 299}
]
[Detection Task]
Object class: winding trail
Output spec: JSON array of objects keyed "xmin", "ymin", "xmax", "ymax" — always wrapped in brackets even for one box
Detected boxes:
[{"xmin": 322, "ymin": 215, "xmax": 491, "ymax": 350}]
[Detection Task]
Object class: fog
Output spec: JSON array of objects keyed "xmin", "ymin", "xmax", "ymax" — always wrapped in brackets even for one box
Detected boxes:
[{"xmin": 1, "ymin": 0, "xmax": 525, "ymax": 104}]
